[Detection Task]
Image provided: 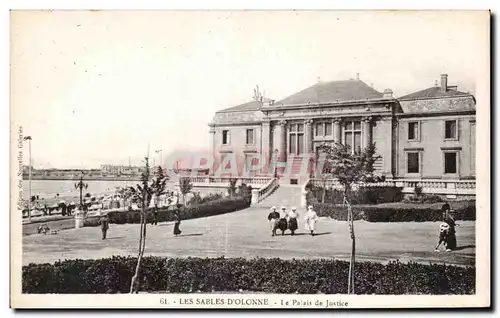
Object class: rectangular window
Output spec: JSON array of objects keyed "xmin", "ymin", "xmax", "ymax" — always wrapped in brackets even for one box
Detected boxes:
[
  {"xmin": 345, "ymin": 132, "xmax": 353, "ymax": 148},
  {"xmin": 343, "ymin": 120, "xmax": 362, "ymax": 154},
  {"xmin": 354, "ymin": 132, "xmax": 361, "ymax": 152},
  {"xmin": 325, "ymin": 123, "xmax": 332, "ymax": 135},
  {"xmin": 444, "ymin": 152, "xmax": 457, "ymax": 174},
  {"xmin": 407, "ymin": 152, "xmax": 420, "ymax": 174},
  {"xmin": 445, "ymin": 120, "xmax": 457, "ymax": 139},
  {"xmin": 289, "ymin": 134, "xmax": 297, "ymax": 154},
  {"xmin": 297, "ymin": 134, "xmax": 304, "ymax": 154},
  {"xmin": 222, "ymin": 130, "xmax": 229, "ymax": 145},
  {"xmin": 288, "ymin": 123, "xmax": 304, "ymax": 155},
  {"xmin": 315, "ymin": 123, "xmax": 323, "ymax": 136},
  {"xmin": 408, "ymin": 122, "xmax": 419, "ymax": 140},
  {"xmin": 246, "ymin": 129, "xmax": 254, "ymax": 145}
]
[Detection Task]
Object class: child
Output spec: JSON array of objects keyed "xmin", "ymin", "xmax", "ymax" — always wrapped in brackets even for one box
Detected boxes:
[{"xmin": 435, "ymin": 222, "xmax": 451, "ymax": 252}]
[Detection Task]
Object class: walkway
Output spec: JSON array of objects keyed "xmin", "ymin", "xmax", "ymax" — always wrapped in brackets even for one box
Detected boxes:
[{"xmin": 22, "ymin": 205, "xmax": 475, "ymax": 266}]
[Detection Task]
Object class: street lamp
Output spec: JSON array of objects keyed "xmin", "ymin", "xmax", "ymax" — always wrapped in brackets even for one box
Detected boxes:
[
  {"xmin": 155, "ymin": 149, "xmax": 163, "ymax": 170},
  {"xmin": 74, "ymin": 171, "xmax": 88, "ymax": 209},
  {"xmin": 23, "ymin": 136, "xmax": 32, "ymax": 222}
]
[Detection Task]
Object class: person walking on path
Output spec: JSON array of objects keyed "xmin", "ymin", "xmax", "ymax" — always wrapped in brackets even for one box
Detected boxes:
[
  {"xmin": 267, "ymin": 206, "xmax": 280, "ymax": 237},
  {"xmin": 277, "ymin": 206, "xmax": 289, "ymax": 236},
  {"xmin": 288, "ymin": 207, "xmax": 299, "ymax": 236},
  {"xmin": 304, "ymin": 205, "xmax": 319, "ymax": 236},
  {"xmin": 99, "ymin": 214, "xmax": 110, "ymax": 240},
  {"xmin": 441, "ymin": 203, "xmax": 457, "ymax": 250},
  {"xmin": 151, "ymin": 205, "xmax": 159, "ymax": 226},
  {"xmin": 173, "ymin": 205, "xmax": 182, "ymax": 236}
]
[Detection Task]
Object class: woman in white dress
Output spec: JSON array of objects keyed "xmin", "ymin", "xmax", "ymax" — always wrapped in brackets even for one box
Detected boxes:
[{"xmin": 304, "ymin": 205, "xmax": 319, "ymax": 236}]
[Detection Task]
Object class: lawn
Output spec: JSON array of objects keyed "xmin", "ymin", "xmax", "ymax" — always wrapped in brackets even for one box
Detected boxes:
[{"xmin": 23, "ymin": 205, "xmax": 475, "ymax": 267}]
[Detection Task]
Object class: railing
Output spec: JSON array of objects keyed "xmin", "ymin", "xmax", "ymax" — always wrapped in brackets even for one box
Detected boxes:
[
  {"xmin": 308, "ymin": 178, "xmax": 476, "ymax": 196},
  {"xmin": 251, "ymin": 178, "xmax": 279, "ymax": 206},
  {"xmin": 183, "ymin": 176, "xmax": 273, "ymax": 189}
]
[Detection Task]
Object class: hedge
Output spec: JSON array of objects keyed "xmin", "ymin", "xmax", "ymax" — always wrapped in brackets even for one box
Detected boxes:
[
  {"xmin": 22, "ymin": 256, "xmax": 475, "ymax": 294},
  {"xmin": 308, "ymin": 186, "xmax": 404, "ymax": 205},
  {"xmin": 309, "ymin": 199, "xmax": 476, "ymax": 222},
  {"xmin": 85, "ymin": 196, "xmax": 251, "ymax": 226}
]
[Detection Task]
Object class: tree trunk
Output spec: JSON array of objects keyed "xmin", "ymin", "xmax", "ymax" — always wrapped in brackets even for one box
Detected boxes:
[
  {"xmin": 129, "ymin": 212, "xmax": 145, "ymax": 293},
  {"xmin": 321, "ymin": 187, "xmax": 326, "ymax": 203},
  {"xmin": 345, "ymin": 190, "xmax": 356, "ymax": 295}
]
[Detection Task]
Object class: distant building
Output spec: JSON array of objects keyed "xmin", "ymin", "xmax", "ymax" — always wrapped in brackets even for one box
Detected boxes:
[
  {"xmin": 100, "ymin": 164, "xmax": 142, "ymax": 175},
  {"xmin": 208, "ymin": 74, "xmax": 476, "ymax": 185}
]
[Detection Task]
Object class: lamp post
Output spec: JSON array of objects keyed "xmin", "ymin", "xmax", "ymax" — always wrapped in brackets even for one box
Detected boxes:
[
  {"xmin": 74, "ymin": 171, "xmax": 88, "ymax": 209},
  {"xmin": 155, "ymin": 149, "xmax": 162, "ymax": 170},
  {"xmin": 23, "ymin": 136, "xmax": 32, "ymax": 222}
]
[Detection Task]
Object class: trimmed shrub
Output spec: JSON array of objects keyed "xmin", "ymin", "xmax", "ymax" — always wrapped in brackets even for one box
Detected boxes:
[
  {"xmin": 96, "ymin": 196, "xmax": 251, "ymax": 226},
  {"xmin": 22, "ymin": 256, "xmax": 475, "ymax": 294},
  {"xmin": 308, "ymin": 199, "xmax": 476, "ymax": 222},
  {"xmin": 308, "ymin": 186, "xmax": 403, "ymax": 205},
  {"xmin": 187, "ymin": 192, "xmax": 223, "ymax": 206}
]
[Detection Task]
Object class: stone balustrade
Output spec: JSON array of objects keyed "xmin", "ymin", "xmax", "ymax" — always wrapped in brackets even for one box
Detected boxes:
[
  {"xmin": 183, "ymin": 176, "xmax": 272, "ymax": 189},
  {"xmin": 251, "ymin": 178, "xmax": 279, "ymax": 206},
  {"xmin": 308, "ymin": 178, "xmax": 475, "ymax": 198}
]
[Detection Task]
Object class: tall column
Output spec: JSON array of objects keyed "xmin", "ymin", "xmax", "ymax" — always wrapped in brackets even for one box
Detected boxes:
[
  {"xmin": 278, "ymin": 120, "xmax": 287, "ymax": 163},
  {"xmin": 362, "ymin": 116, "xmax": 373, "ymax": 148},
  {"xmin": 333, "ymin": 118, "xmax": 342, "ymax": 144},
  {"xmin": 209, "ymin": 127, "xmax": 216, "ymax": 175},
  {"xmin": 261, "ymin": 121, "xmax": 271, "ymax": 174},
  {"xmin": 304, "ymin": 119, "xmax": 314, "ymax": 153}
]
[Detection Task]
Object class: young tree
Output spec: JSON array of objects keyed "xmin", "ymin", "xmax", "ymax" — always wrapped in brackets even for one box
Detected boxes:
[
  {"xmin": 151, "ymin": 166, "xmax": 169, "ymax": 207},
  {"xmin": 317, "ymin": 141, "xmax": 381, "ymax": 294},
  {"xmin": 179, "ymin": 177, "xmax": 193, "ymax": 205},
  {"xmin": 129, "ymin": 157, "xmax": 168, "ymax": 293}
]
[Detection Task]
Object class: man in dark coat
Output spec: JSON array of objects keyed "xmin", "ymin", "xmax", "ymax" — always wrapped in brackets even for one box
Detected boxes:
[
  {"xmin": 267, "ymin": 206, "xmax": 280, "ymax": 237},
  {"xmin": 151, "ymin": 205, "xmax": 159, "ymax": 226},
  {"xmin": 99, "ymin": 214, "xmax": 110, "ymax": 240}
]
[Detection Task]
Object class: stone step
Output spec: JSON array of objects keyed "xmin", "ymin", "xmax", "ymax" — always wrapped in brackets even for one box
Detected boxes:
[{"xmin": 256, "ymin": 185, "xmax": 302, "ymax": 209}]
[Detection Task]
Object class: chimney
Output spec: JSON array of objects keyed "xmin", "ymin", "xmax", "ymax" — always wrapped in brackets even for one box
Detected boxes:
[
  {"xmin": 383, "ymin": 88, "xmax": 393, "ymax": 98},
  {"xmin": 356, "ymin": 73, "xmax": 360, "ymax": 80},
  {"xmin": 440, "ymin": 74, "xmax": 448, "ymax": 92}
]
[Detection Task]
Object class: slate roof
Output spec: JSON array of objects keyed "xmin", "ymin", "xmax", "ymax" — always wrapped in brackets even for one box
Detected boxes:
[
  {"xmin": 276, "ymin": 79, "xmax": 384, "ymax": 106},
  {"xmin": 217, "ymin": 100, "xmax": 262, "ymax": 113},
  {"xmin": 398, "ymin": 86, "xmax": 470, "ymax": 100}
]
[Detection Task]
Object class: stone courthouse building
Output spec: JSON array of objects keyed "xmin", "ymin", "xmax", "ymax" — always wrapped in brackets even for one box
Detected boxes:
[{"xmin": 208, "ymin": 74, "xmax": 476, "ymax": 187}]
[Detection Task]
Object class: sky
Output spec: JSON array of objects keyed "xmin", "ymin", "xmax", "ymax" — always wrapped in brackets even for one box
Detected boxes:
[{"xmin": 10, "ymin": 10, "xmax": 489, "ymax": 169}]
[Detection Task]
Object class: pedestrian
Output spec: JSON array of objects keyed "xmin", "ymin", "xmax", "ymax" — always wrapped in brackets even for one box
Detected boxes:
[
  {"xmin": 442, "ymin": 203, "xmax": 457, "ymax": 250},
  {"xmin": 99, "ymin": 214, "xmax": 110, "ymax": 240},
  {"xmin": 277, "ymin": 206, "xmax": 288, "ymax": 236},
  {"xmin": 151, "ymin": 205, "xmax": 159, "ymax": 226},
  {"xmin": 304, "ymin": 205, "xmax": 319, "ymax": 236},
  {"xmin": 173, "ymin": 205, "xmax": 182, "ymax": 236},
  {"xmin": 288, "ymin": 207, "xmax": 299, "ymax": 236},
  {"xmin": 267, "ymin": 206, "xmax": 280, "ymax": 237},
  {"xmin": 434, "ymin": 222, "xmax": 451, "ymax": 252}
]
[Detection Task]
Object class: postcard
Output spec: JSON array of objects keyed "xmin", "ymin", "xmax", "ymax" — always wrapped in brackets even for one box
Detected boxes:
[{"xmin": 10, "ymin": 10, "xmax": 490, "ymax": 309}]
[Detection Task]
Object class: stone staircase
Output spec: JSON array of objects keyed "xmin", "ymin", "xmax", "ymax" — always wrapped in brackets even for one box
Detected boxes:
[{"xmin": 255, "ymin": 184, "xmax": 303, "ymax": 209}]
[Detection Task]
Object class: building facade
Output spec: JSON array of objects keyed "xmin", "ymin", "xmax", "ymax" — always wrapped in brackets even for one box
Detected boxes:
[
  {"xmin": 100, "ymin": 164, "xmax": 142, "ymax": 175},
  {"xmin": 208, "ymin": 74, "xmax": 476, "ymax": 185}
]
